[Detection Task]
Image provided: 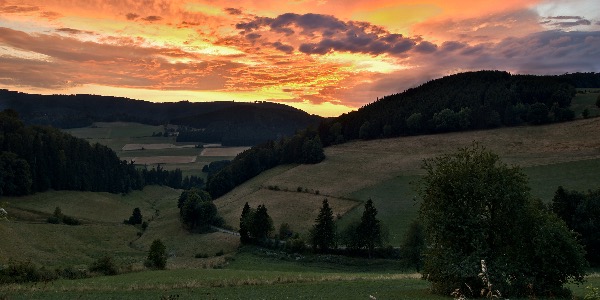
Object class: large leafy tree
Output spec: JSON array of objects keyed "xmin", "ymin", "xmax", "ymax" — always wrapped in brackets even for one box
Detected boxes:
[
  {"xmin": 418, "ymin": 144, "xmax": 586, "ymax": 297},
  {"xmin": 310, "ymin": 199, "xmax": 336, "ymax": 252},
  {"xmin": 178, "ymin": 189, "xmax": 222, "ymax": 232}
]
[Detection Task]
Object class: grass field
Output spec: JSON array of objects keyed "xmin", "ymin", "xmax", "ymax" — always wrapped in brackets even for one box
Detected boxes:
[{"xmin": 1, "ymin": 249, "xmax": 598, "ymax": 299}]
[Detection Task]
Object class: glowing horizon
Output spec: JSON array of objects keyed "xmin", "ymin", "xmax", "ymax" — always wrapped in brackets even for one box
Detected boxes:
[{"xmin": 1, "ymin": 0, "xmax": 599, "ymax": 117}]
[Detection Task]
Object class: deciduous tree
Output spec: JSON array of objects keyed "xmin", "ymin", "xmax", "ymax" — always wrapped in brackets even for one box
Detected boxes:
[{"xmin": 418, "ymin": 144, "xmax": 586, "ymax": 297}]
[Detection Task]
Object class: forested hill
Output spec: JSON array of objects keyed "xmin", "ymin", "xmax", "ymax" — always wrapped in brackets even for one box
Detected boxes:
[
  {"xmin": 317, "ymin": 71, "xmax": 600, "ymax": 146},
  {"xmin": 0, "ymin": 109, "xmax": 142, "ymax": 196},
  {"xmin": 0, "ymin": 90, "xmax": 322, "ymax": 146}
]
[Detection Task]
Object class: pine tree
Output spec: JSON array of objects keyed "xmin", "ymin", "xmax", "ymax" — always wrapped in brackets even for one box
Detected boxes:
[
  {"xmin": 357, "ymin": 199, "xmax": 382, "ymax": 258},
  {"xmin": 311, "ymin": 199, "xmax": 336, "ymax": 253},
  {"xmin": 249, "ymin": 204, "xmax": 273, "ymax": 241},
  {"xmin": 239, "ymin": 202, "xmax": 252, "ymax": 244}
]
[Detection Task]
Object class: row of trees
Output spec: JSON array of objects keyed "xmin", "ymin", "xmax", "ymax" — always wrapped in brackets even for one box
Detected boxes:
[
  {"xmin": 207, "ymin": 129, "xmax": 325, "ymax": 198},
  {"xmin": 317, "ymin": 71, "xmax": 595, "ymax": 145},
  {"xmin": 310, "ymin": 199, "xmax": 384, "ymax": 258}
]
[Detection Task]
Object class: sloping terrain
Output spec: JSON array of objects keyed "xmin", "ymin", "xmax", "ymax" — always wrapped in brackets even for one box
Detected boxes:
[{"xmin": 215, "ymin": 117, "xmax": 600, "ymax": 244}]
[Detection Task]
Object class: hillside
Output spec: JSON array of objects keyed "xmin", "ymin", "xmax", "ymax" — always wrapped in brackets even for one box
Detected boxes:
[
  {"xmin": 318, "ymin": 71, "xmax": 600, "ymax": 145},
  {"xmin": 214, "ymin": 116, "xmax": 600, "ymax": 244},
  {"xmin": 0, "ymin": 90, "xmax": 322, "ymax": 146}
]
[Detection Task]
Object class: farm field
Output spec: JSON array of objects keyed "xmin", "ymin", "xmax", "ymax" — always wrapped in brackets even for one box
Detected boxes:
[{"xmin": 65, "ymin": 122, "xmax": 246, "ymax": 178}]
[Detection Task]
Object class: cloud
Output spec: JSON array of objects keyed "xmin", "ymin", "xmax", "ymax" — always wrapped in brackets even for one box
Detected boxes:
[
  {"xmin": 0, "ymin": 4, "xmax": 39, "ymax": 13},
  {"xmin": 126, "ymin": 13, "xmax": 139, "ymax": 20},
  {"xmin": 272, "ymin": 41, "xmax": 294, "ymax": 53},
  {"xmin": 237, "ymin": 13, "xmax": 421, "ymax": 56},
  {"xmin": 142, "ymin": 15, "xmax": 162, "ymax": 22},
  {"xmin": 414, "ymin": 41, "xmax": 437, "ymax": 53},
  {"xmin": 542, "ymin": 15, "xmax": 592, "ymax": 28},
  {"xmin": 0, "ymin": 26, "xmax": 243, "ymax": 91},
  {"xmin": 224, "ymin": 7, "xmax": 242, "ymax": 15},
  {"xmin": 56, "ymin": 28, "xmax": 95, "ymax": 35}
]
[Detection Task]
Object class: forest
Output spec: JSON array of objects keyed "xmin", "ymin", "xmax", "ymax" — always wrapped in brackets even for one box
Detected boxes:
[{"xmin": 317, "ymin": 71, "xmax": 600, "ymax": 145}]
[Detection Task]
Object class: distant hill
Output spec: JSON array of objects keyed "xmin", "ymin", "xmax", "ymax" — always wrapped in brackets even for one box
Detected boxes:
[
  {"xmin": 317, "ymin": 71, "xmax": 600, "ymax": 146},
  {"xmin": 0, "ymin": 90, "xmax": 322, "ymax": 146}
]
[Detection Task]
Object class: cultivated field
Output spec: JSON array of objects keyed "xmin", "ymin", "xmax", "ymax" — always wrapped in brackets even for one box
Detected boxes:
[{"xmin": 200, "ymin": 147, "xmax": 250, "ymax": 157}]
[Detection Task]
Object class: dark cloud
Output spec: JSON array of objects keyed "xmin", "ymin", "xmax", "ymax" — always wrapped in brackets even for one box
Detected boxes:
[
  {"xmin": 224, "ymin": 8, "xmax": 242, "ymax": 15},
  {"xmin": 543, "ymin": 16, "xmax": 592, "ymax": 28},
  {"xmin": 56, "ymin": 28, "xmax": 95, "ymax": 35},
  {"xmin": 39, "ymin": 11, "xmax": 61, "ymax": 20},
  {"xmin": 272, "ymin": 42, "xmax": 294, "ymax": 54},
  {"xmin": 142, "ymin": 15, "xmax": 162, "ymax": 22},
  {"xmin": 546, "ymin": 16, "xmax": 584, "ymax": 20},
  {"xmin": 555, "ymin": 19, "xmax": 592, "ymax": 27},
  {"xmin": 126, "ymin": 13, "xmax": 139, "ymax": 20},
  {"xmin": 441, "ymin": 41, "xmax": 467, "ymax": 52},
  {"xmin": 414, "ymin": 41, "xmax": 437, "ymax": 53},
  {"xmin": 245, "ymin": 33, "xmax": 261, "ymax": 40},
  {"xmin": 238, "ymin": 13, "xmax": 420, "ymax": 56}
]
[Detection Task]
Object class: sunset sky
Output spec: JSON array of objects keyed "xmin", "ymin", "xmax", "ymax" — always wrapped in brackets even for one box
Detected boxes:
[{"xmin": 1, "ymin": 1, "xmax": 599, "ymax": 117}]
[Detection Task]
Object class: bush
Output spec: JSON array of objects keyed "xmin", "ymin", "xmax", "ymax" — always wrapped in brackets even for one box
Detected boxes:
[
  {"xmin": 194, "ymin": 253, "xmax": 209, "ymax": 258},
  {"xmin": 89, "ymin": 256, "xmax": 119, "ymax": 276},
  {"xmin": 62, "ymin": 215, "xmax": 81, "ymax": 226},
  {"xmin": 47, "ymin": 216, "xmax": 61, "ymax": 224},
  {"xmin": 0, "ymin": 260, "xmax": 57, "ymax": 284},
  {"xmin": 215, "ymin": 250, "xmax": 224, "ymax": 256}
]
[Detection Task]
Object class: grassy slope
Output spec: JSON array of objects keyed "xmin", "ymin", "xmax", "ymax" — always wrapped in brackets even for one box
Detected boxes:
[
  {"xmin": 1, "ymin": 186, "xmax": 239, "ymax": 269},
  {"xmin": 216, "ymin": 116, "xmax": 600, "ymax": 245}
]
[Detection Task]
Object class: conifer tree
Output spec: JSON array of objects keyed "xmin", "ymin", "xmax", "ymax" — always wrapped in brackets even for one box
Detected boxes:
[{"xmin": 310, "ymin": 199, "xmax": 336, "ymax": 252}]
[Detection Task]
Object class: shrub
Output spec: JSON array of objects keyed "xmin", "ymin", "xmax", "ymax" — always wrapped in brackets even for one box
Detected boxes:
[
  {"xmin": 0, "ymin": 260, "xmax": 57, "ymax": 284},
  {"xmin": 47, "ymin": 216, "xmax": 61, "ymax": 224},
  {"xmin": 215, "ymin": 250, "xmax": 224, "ymax": 256},
  {"xmin": 62, "ymin": 215, "xmax": 81, "ymax": 226},
  {"xmin": 194, "ymin": 253, "xmax": 209, "ymax": 258},
  {"xmin": 89, "ymin": 256, "xmax": 119, "ymax": 276}
]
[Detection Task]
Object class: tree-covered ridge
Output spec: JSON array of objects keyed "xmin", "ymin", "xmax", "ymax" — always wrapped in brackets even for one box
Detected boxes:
[
  {"xmin": 0, "ymin": 90, "xmax": 322, "ymax": 146},
  {"xmin": 318, "ymin": 71, "xmax": 600, "ymax": 145},
  {"xmin": 0, "ymin": 109, "xmax": 143, "ymax": 196}
]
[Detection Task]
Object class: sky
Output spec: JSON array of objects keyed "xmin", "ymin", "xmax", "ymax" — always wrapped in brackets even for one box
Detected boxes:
[{"xmin": 0, "ymin": 1, "xmax": 599, "ymax": 117}]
